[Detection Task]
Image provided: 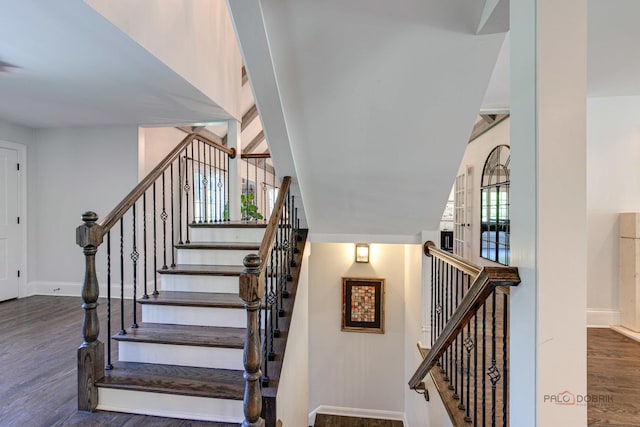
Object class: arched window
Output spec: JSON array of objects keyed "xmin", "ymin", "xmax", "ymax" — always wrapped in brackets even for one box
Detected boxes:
[{"xmin": 480, "ymin": 145, "xmax": 510, "ymax": 265}]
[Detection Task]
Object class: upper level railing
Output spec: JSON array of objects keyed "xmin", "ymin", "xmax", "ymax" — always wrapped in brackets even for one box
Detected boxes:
[
  {"xmin": 409, "ymin": 241, "xmax": 520, "ymax": 426},
  {"xmin": 241, "ymin": 152, "xmax": 277, "ymax": 222},
  {"xmin": 238, "ymin": 176, "xmax": 303, "ymax": 426},
  {"xmin": 75, "ymin": 132, "xmax": 235, "ymax": 411}
]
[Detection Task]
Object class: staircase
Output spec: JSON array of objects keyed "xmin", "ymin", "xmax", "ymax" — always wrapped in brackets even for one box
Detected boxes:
[
  {"xmin": 95, "ymin": 222, "xmax": 265, "ymax": 423},
  {"xmin": 76, "ymin": 132, "xmax": 304, "ymax": 426}
]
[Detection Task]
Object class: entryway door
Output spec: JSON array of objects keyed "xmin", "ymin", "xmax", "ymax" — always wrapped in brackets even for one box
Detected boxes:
[{"xmin": 0, "ymin": 147, "xmax": 20, "ymax": 301}]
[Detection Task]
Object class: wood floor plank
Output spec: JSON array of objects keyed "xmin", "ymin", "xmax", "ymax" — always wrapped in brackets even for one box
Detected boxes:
[{"xmin": 0, "ymin": 295, "xmax": 236, "ymax": 426}]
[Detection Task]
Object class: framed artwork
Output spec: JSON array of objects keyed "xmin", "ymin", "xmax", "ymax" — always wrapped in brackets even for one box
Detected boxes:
[{"xmin": 342, "ymin": 277, "xmax": 385, "ymax": 334}]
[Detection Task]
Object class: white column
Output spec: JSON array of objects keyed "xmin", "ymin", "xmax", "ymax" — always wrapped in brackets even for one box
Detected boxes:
[
  {"xmin": 228, "ymin": 119, "xmax": 242, "ymax": 221},
  {"xmin": 510, "ymin": 1, "xmax": 587, "ymax": 426}
]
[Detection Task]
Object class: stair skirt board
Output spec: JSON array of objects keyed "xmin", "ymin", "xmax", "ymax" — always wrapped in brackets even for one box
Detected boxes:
[
  {"xmin": 97, "ymin": 388, "xmax": 243, "ymax": 423},
  {"xmin": 118, "ymin": 342, "xmax": 244, "ymax": 370},
  {"xmin": 142, "ymin": 305, "xmax": 245, "ymax": 328},
  {"xmin": 177, "ymin": 249, "xmax": 252, "ymax": 266},
  {"xmin": 190, "ymin": 227, "xmax": 264, "ymax": 243},
  {"xmin": 160, "ymin": 275, "xmax": 239, "ymax": 294}
]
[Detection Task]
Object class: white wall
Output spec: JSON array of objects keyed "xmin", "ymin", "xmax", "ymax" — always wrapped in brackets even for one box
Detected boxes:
[
  {"xmin": 139, "ymin": 127, "xmax": 186, "ymax": 180},
  {"xmin": 86, "ymin": 0, "xmax": 242, "ymax": 120},
  {"xmin": 28, "ymin": 126, "xmax": 138, "ymax": 294},
  {"xmin": 586, "ymin": 96, "xmax": 640, "ymax": 326},
  {"xmin": 277, "ymin": 242, "xmax": 309, "ymax": 427},
  {"xmin": 403, "ymin": 243, "xmax": 430, "ymax": 427},
  {"xmin": 453, "ymin": 118, "xmax": 510, "ymax": 266},
  {"xmin": 308, "ymin": 243, "xmax": 407, "ymax": 422}
]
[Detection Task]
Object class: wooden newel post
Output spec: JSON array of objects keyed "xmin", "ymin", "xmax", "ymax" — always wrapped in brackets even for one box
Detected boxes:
[
  {"xmin": 76, "ymin": 211, "xmax": 105, "ymax": 411},
  {"xmin": 239, "ymin": 253, "xmax": 265, "ymax": 427}
]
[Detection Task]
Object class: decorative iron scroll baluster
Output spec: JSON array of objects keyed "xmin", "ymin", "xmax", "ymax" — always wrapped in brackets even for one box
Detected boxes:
[
  {"xmin": 488, "ymin": 290, "xmax": 500, "ymax": 427},
  {"xmin": 443, "ymin": 262, "xmax": 449, "ymax": 382},
  {"xmin": 106, "ymin": 231, "xmax": 112, "ymax": 370},
  {"xmin": 143, "ymin": 193, "xmax": 148, "ymax": 299},
  {"xmin": 178, "ymin": 156, "xmax": 183, "ymax": 244},
  {"xmin": 170, "ymin": 163, "xmax": 175, "ymax": 267},
  {"xmin": 161, "ymin": 171, "xmax": 168, "ymax": 270},
  {"xmin": 207, "ymin": 145, "xmax": 212, "ymax": 223},
  {"xmin": 268, "ymin": 248, "xmax": 276, "ymax": 358},
  {"xmin": 225, "ymin": 152, "xmax": 229, "ymax": 221},
  {"xmin": 464, "ymin": 275, "xmax": 473, "ymax": 422},
  {"xmin": 482, "ymin": 299, "xmax": 487, "ymax": 426},
  {"xmin": 197, "ymin": 140, "xmax": 202, "ymax": 223},
  {"xmin": 153, "ymin": 183, "xmax": 158, "ymax": 295},
  {"xmin": 184, "ymin": 147, "xmax": 191, "ymax": 241},
  {"xmin": 131, "ymin": 204, "xmax": 139, "ymax": 329},
  {"xmin": 119, "ymin": 218, "xmax": 126, "ymax": 335},
  {"xmin": 191, "ymin": 142, "xmax": 195, "ymax": 224}
]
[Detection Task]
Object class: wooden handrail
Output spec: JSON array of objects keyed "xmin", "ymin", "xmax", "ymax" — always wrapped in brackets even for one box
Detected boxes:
[
  {"xmin": 99, "ymin": 133, "xmax": 235, "ymax": 234},
  {"xmin": 258, "ymin": 176, "xmax": 291, "ymax": 263},
  {"xmin": 424, "ymin": 241, "xmax": 482, "ymax": 278},
  {"xmin": 408, "ymin": 260, "xmax": 520, "ymax": 389}
]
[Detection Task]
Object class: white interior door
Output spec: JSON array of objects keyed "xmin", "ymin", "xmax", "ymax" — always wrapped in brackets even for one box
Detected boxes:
[
  {"xmin": 454, "ymin": 166, "xmax": 473, "ymax": 258},
  {"xmin": 0, "ymin": 147, "xmax": 19, "ymax": 301}
]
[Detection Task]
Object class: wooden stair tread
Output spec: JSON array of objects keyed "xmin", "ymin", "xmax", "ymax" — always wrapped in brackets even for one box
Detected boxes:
[
  {"xmin": 138, "ymin": 291, "xmax": 243, "ymax": 308},
  {"xmin": 97, "ymin": 361, "xmax": 244, "ymax": 401},
  {"xmin": 112, "ymin": 323, "xmax": 245, "ymax": 348},
  {"xmin": 189, "ymin": 221, "xmax": 267, "ymax": 228},
  {"xmin": 157, "ymin": 264, "xmax": 244, "ymax": 276},
  {"xmin": 175, "ymin": 242, "xmax": 260, "ymax": 250}
]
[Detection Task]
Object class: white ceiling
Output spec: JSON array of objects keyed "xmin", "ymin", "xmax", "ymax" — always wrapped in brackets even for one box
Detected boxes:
[
  {"xmin": 231, "ymin": 0, "xmax": 505, "ymax": 239},
  {"xmin": 0, "ymin": 0, "xmax": 230, "ymax": 128},
  {"xmin": 480, "ymin": 0, "xmax": 640, "ymax": 109}
]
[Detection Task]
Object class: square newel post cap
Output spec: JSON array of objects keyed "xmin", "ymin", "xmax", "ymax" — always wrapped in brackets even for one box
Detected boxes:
[{"xmin": 76, "ymin": 211, "xmax": 103, "ymax": 248}]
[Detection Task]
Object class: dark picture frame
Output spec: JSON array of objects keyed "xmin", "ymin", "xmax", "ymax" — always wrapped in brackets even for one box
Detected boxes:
[{"xmin": 342, "ymin": 277, "xmax": 385, "ymax": 334}]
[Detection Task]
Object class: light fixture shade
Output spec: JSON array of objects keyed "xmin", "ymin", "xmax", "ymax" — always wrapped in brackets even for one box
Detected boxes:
[{"xmin": 355, "ymin": 243, "xmax": 370, "ymax": 263}]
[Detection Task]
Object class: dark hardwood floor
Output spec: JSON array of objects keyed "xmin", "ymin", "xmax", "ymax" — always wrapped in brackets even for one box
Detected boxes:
[
  {"xmin": 3, "ymin": 296, "xmax": 640, "ymax": 426},
  {"xmin": 0, "ymin": 295, "xmax": 235, "ymax": 426},
  {"xmin": 588, "ymin": 328, "xmax": 640, "ymax": 427}
]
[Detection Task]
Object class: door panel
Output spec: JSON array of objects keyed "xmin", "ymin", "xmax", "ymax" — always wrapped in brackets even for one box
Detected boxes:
[{"xmin": 0, "ymin": 147, "xmax": 19, "ymax": 301}]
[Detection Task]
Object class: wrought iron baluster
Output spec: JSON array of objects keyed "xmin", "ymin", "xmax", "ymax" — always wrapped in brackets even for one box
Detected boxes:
[
  {"xmin": 274, "ymin": 225, "xmax": 281, "ymax": 337},
  {"xmin": 225, "ymin": 152, "xmax": 230, "ymax": 221},
  {"xmin": 502, "ymin": 293, "xmax": 508, "ymax": 427},
  {"xmin": 464, "ymin": 274, "xmax": 473, "ymax": 422},
  {"xmin": 431, "ymin": 255, "xmax": 435, "ymax": 348},
  {"xmin": 178, "ymin": 155, "xmax": 183, "ymax": 245},
  {"xmin": 489, "ymin": 290, "xmax": 499, "ymax": 427},
  {"xmin": 482, "ymin": 298, "xmax": 487, "ymax": 427},
  {"xmin": 119, "ymin": 218, "xmax": 126, "ymax": 335},
  {"xmin": 153, "ymin": 182, "xmax": 158, "ymax": 295},
  {"xmin": 452, "ymin": 267, "xmax": 459, "ymax": 397},
  {"xmin": 106, "ymin": 231, "xmax": 113, "ymax": 370},
  {"xmin": 143, "ymin": 193, "xmax": 149, "ymax": 299},
  {"xmin": 268, "ymin": 247, "xmax": 276, "ymax": 358},
  {"xmin": 474, "ymin": 297, "xmax": 479, "ymax": 426},
  {"xmin": 184, "ymin": 148, "xmax": 191, "ymax": 243},
  {"xmin": 208, "ymin": 145, "xmax": 212, "ymax": 223},
  {"xmin": 191, "ymin": 142, "xmax": 196, "ymax": 224},
  {"xmin": 131, "ymin": 204, "xmax": 139, "ymax": 329},
  {"xmin": 443, "ymin": 262, "xmax": 449, "ymax": 382},
  {"xmin": 198, "ymin": 140, "xmax": 204, "ymax": 223},
  {"xmin": 161, "ymin": 172, "xmax": 168, "ymax": 270},
  {"xmin": 438, "ymin": 259, "xmax": 444, "ymax": 369},
  {"xmin": 170, "ymin": 163, "xmax": 175, "ymax": 267}
]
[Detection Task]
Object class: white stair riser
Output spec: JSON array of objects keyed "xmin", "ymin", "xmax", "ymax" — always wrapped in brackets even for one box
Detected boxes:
[
  {"xmin": 118, "ymin": 341, "xmax": 243, "ymax": 370},
  {"xmin": 177, "ymin": 248, "xmax": 253, "ymax": 266},
  {"xmin": 98, "ymin": 388, "xmax": 243, "ymax": 423},
  {"xmin": 190, "ymin": 227, "xmax": 264, "ymax": 243},
  {"xmin": 142, "ymin": 305, "xmax": 245, "ymax": 328},
  {"xmin": 160, "ymin": 274, "xmax": 239, "ymax": 294}
]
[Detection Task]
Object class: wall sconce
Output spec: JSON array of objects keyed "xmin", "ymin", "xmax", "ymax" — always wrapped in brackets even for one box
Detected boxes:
[{"xmin": 355, "ymin": 243, "xmax": 370, "ymax": 263}]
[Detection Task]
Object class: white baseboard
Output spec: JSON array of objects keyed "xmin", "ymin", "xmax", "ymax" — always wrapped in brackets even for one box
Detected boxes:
[
  {"xmin": 27, "ymin": 281, "xmax": 148, "ymax": 299},
  {"xmin": 587, "ymin": 309, "xmax": 620, "ymax": 328},
  {"xmin": 308, "ymin": 405, "xmax": 405, "ymax": 426},
  {"xmin": 611, "ymin": 325, "xmax": 640, "ymax": 343}
]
